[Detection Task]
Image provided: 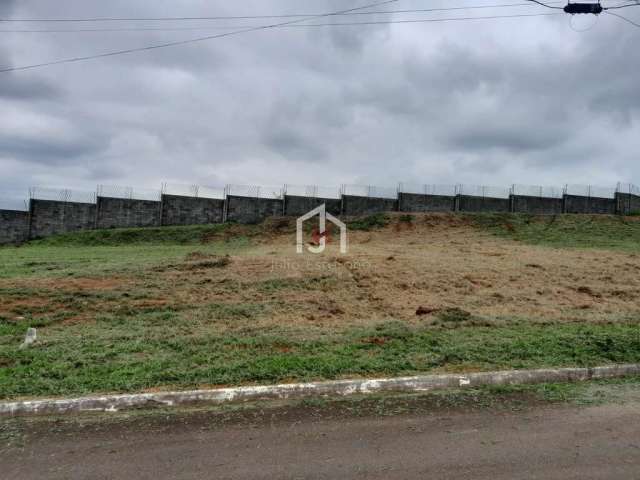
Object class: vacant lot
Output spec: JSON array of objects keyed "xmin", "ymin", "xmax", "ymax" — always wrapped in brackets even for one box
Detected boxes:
[{"xmin": 1, "ymin": 213, "xmax": 639, "ymax": 399}]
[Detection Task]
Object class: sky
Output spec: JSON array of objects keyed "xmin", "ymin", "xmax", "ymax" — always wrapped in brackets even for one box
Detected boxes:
[{"xmin": 1, "ymin": 0, "xmax": 639, "ymax": 206}]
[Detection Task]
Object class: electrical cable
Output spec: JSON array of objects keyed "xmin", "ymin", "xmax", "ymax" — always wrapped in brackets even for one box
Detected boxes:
[
  {"xmin": 604, "ymin": 1, "xmax": 640, "ymax": 10},
  {"xmin": 3, "ymin": 0, "xmax": 629, "ymax": 73},
  {"xmin": 525, "ymin": 0, "xmax": 564, "ymax": 9},
  {"xmin": 0, "ymin": 2, "xmax": 565, "ymax": 23},
  {"xmin": 0, "ymin": 0, "xmax": 401, "ymax": 73},
  {"xmin": 606, "ymin": 9, "xmax": 640, "ymax": 26},
  {"xmin": 0, "ymin": 12, "xmax": 563, "ymax": 34},
  {"xmin": 529, "ymin": 0, "xmax": 640, "ymax": 17}
]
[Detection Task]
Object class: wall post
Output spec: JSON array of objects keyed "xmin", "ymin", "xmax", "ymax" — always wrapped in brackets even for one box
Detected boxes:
[{"xmin": 222, "ymin": 185, "xmax": 230, "ymax": 223}]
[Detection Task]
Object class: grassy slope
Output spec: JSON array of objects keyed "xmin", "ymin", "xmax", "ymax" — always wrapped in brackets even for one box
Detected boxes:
[
  {"xmin": 0, "ymin": 224, "xmax": 256, "ymax": 278},
  {"xmin": 472, "ymin": 213, "xmax": 640, "ymax": 252},
  {"xmin": 1, "ymin": 319, "xmax": 639, "ymax": 398},
  {"xmin": 0, "ymin": 217, "xmax": 373, "ymax": 279},
  {"xmin": 27, "ymin": 224, "xmax": 232, "ymax": 247},
  {"xmin": 1, "ymin": 215, "xmax": 640, "ymax": 399}
]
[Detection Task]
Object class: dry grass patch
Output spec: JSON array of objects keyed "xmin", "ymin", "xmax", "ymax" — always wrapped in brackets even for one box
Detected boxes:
[{"xmin": 3, "ymin": 214, "xmax": 640, "ymax": 332}]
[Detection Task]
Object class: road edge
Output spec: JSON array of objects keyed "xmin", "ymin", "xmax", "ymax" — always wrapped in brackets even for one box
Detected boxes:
[{"xmin": 2, "ymin": 364, "xmax": 639, "ymax": 417}]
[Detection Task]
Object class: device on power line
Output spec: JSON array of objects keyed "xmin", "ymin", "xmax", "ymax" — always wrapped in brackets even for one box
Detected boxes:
[{"xmin": 563, "ymin": 2, "xmax": 604, "ymax": 14}]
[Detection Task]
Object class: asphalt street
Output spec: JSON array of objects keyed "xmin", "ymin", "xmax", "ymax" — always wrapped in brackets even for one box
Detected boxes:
[{"xmin": 3, "ymin": 396, "xmax": 640, "ymax": 479}]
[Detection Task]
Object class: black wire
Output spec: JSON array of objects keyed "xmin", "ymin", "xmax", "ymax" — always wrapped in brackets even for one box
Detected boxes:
[
  {"xmin": 0, "ymin": 2, "xmax": 565, "ymax": 23},
  {"xmin": 0, "ymin": 0, "xmax": 632, "ymax": 25},
  {"xmin": 0, "ymin": 12, "xmax": 562, "ymax": 34},
  {"xmin": 525, "ymin": 0, "xmax": 564, "ymax": 9},
  {"xmin": 606, "ymin": 10, "xmax": 640, "ymax": 25},
  {"xmin": 605, "ymin": 1, "xmax": 640, "ymax": 10},
  {"xmin": 530, "ymin": 0, "xmax": 640, "ymax": 14},
  {"xmin": 0, "ymin": 0, "xmax": 401, "ymax": 73}
]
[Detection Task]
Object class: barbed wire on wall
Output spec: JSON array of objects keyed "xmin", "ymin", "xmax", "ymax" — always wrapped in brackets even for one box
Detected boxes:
[
  {"xmin": 161, "ymin": 183, "xmax": 226, "ymax": 199},
  {"xmin": 97, "ymin": 185, "xmax": 161, "ymax": 201},
  {"xmin": 617, "ymin": 182, "xmax": 640, "ymax": 196},
  {"xmin": 341, "ymin": 184, "xmax": 398, "ymax": 199},
  {"xmin": 284, "ymin": 184, "xmax": 341, "ymax": 199},
  {"xmin": 227, "ymin": 184, "xmax": 284, "ymax": 199},
  {"xmin": 565, "ymin": 184, "xmax": 617, "ymax": 199},
  {"xmin": 3, "ymin": 181, "xmax": 640, "ymax": 216},
  {"xmin": 29, "ymin": 186, "xmax": 97, "ymax": 204},
  {"xmin": 511, "ymin": 184, "xmax": 564, "ymax": 199},
  {"xmin": 399, "ymin": 183, "xmax": 458, "ymax": 196},
  {"xmin": 457, "ymin": 184, "xmax": 512, "ymax": 199}
]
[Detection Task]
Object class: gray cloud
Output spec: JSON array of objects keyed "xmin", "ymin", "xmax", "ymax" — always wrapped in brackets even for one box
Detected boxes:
[
  {"xmin": 0, "ymin": 72, "xmax": 62, "ymax": 100},
  {"xmin": 0, "ymin": 0, "xmax": 639, "ymax": 203},
  {"xmin": 0, "ymin": 133, "xmax": 106, "ymax": 164},
  {"xmin": 0, "ymin": 0, "xmax": 14, "ymax": 14}
]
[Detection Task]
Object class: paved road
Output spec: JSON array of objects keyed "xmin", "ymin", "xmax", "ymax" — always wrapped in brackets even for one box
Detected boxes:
[{"xmin": 3, "ymin": 400, "xmax": 640, "ymax": 479}]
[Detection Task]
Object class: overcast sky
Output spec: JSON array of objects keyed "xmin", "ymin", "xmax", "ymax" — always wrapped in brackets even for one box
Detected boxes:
[{"xmin": 1, "ymin": 0, "xmax": 639, "ymax": 204}]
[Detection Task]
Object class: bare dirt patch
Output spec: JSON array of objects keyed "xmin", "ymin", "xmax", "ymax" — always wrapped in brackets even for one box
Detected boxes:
[
  {"xmin": 4, "ymin": 213, "xmax": 640, "ymax": 331},
  {"xmin": 197, "ymin": 213, "xmax": 640, "ymax": 328},
  {"xmin": 6, "ymin": 276, "xmax": 132, "ymax": 291},
  {"xmin": 115, "ymin": 213, "xmax": 640, "ymax": 332},
  {"xmin": 0, "ymin": 276, "xmax": 149, "ymax": 325}
]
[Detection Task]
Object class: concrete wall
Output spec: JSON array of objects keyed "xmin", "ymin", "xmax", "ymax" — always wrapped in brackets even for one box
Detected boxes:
[
  {"xmin": 225, "ymin": 195, "xmax": 284, "ymax": 224},
  {"xmin": 615, "ymin": 192, "xmax": 640, "ymax": 215},
  {"xmin": 6, "ymin": 183, "xmax": 638, "ymax": 243},
  {"xmin": 456, "ymin": 195, "xmax": 510, "ymax": 213},
  {"xmin": 398, "ymin": 193, "xmax": 455, "ymax": 213},
  {"xmin": 28, "ymin": 199, "xmax": 96, "ymax": 239},
  {"xmin": 160, "ymin": 194, "xmax": 224, "ymax": 226},
  {"xmin": 284, "ymin": 195, "xmax": 342, "ymax": 217},
  {"xmin": 341, "ymin": 195, "xmax": 398, "ymax": 216},
  {"xmin": 96, "ymin": 197, "xmax": 161, "ymax": 229},
  {"xmin": 0, "ymin": 210, "xmax": 29, "ymax": 244},
  {"xmin": 511, "ymin": 195, "xmax": 564, "ymax": 215},
  {"xmin": 563, "ymin": 195, "xmax": 617, "ymax": 215}
]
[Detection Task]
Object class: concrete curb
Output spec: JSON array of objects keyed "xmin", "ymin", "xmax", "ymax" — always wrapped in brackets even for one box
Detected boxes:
[{"xmin": 2, "ymin": 364, "xmax": 639, "ymax": 417}]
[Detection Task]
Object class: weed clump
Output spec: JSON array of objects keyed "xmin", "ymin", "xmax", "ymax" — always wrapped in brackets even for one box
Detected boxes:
[
  {"xmin": 348, "ymin": 213, "xmax": 389, "ymax": 231},
  {"xmin": 154, "ymin": 254, "xmax": 232, "ymax": 272},
  {"xmin": 183, "ymin": 255, "xmax": 231, "ymax": 270},
  {"xmin": 437, "ymin": 308, "xmax": 472, "ymax": 324}
]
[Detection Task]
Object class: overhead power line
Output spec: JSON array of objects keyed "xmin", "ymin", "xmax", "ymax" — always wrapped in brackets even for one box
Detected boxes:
[
  {"xmin": 606, "ymin": 10, "xmax": 640, "ymax": 26},
  {"xmin": 2, "ymin": 1, "xmax": 631, "ymax": 73},
  {"xmin": 0, "ymin": 1, "xmax": 565, "ymax": 22},
  {"xmin": 528, "ymin": 0, "xmax": 640, "ymax": 11},
  {"xmin": 0, "ymin": 0, "xmax": 402, "ymax": 73},
  {"xmin": 605, "ymin": 1, "xmax": 640, "ymax": 10},
  {"xmin": 0, "ymin": 12, "xmax": 563, "ymax": 34},
  {"xmin": 0, "ymin": 3, "xmax": 569, "ymax": 74},
  {"xmin": 525, "ymin": 0, "xmax": 564, "ymax": 9}
]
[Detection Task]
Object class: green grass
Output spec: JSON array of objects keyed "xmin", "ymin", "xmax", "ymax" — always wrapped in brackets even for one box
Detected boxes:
[
  {"xmin": 0, "ymin": 244, "xmax": 248, "ymax": 279},
  {"xmin": 472, "ymin": 213, "xmax": 640, "ymax": 252},
  {"xmin": 0, "ymin": 224, "xmax": 255, "ymax": 279},
  {"xmin": 26, "ymin": 224, "xmax": 242, "ymax": 247},
  {"xmin": 2, "ymin": 214, "xmax": 640, "ymax": 400},
  {"xmin": 1, "ymin": 317, "xmax": 639, "ymax": 399},
  {"xmin": 256, "ymin": 276, "xmax": 337, "ymax": 293},
  {"xmin": 347, "ymin": 213, "xmax": 390, "ymax": 231}
]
